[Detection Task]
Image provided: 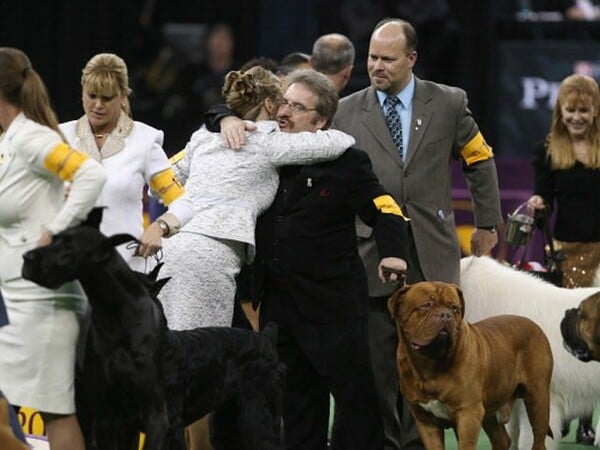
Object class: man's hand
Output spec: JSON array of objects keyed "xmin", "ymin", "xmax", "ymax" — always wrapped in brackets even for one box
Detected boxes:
[
  {"xmin": 470, "ymin": 228, "xmax": 498, "ymax": 257},
  {"xmin": 527, "ymin": 194, "xmax": 546, "ymax": 210},
  {"xmin": 221, "ymin": 117, "xmax": 256, "ymax": 149},
  {"xmin": 137, "ymin": 222, "xmax": 163, "ymax": 258},
  {"xmin": 378, "ymin": 257, "xmax": 408, "ymax": 283}
]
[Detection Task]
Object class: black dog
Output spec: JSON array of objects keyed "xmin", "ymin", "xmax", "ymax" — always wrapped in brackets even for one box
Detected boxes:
[{"xmin": 21, "ymin": 226, "xmax": 284, "ymax": 450}]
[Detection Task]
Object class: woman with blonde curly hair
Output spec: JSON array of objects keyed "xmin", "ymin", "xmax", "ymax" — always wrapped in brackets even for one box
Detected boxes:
[
  {"xmin": 138, "ymin": 64, "xmax": 354, "ymax": 450},
  {"xmin": 528, "ymin": 73, "xmax": 600, "ymax": 443}
]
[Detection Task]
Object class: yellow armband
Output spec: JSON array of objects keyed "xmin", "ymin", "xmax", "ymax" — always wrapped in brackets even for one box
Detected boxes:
[
  {"xmin": 43, "ymin": 143, "xmax": 89, "ymax": 181},
  {"xmin": 373, "ymin": 195, "xmax": 409, "ymax": 220},
  {"xmin": 169, "ymin": 149, "xmax": 186, "ymax": 165},
  {"xmin": 149, "ymin": 168, "xmax": 184, "ymax": 206},
  {"xmin": 460, "ymin": 132, "xmax": 493, "ymax": 166}
]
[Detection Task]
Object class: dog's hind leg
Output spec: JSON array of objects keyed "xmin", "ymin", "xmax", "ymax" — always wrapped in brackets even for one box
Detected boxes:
[
  {"xmin": 482, "ymin": 417, "xmax": 511, "ymax": 450},
  {"xmin": 230, "ymin": 392, "xmax": 282, "ymax": 450},
  {"xmin": 141, "ymin": 405, "xmax": 170, "ymax": 450},
  {"xmin": 544, "ymin": 401, "xmax": 563, "ymax": 450},
  {"xmin": 522, "ymin": 387, "xmax": 551, "ymax": 450}
]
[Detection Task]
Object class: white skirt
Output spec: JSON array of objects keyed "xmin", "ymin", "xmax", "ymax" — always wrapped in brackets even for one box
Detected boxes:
[
  {"xmin": 0, "ymin": 277, "xmax": 86, "ymax": 414},
  {"xmin": 159, "ymin": 232, "xmax": 245, "ymax": 330}
]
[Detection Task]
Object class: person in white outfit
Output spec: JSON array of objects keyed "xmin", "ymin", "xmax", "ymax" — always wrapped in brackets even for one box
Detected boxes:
[
  {"xmin": 0, "ymin": 47, "xmax": 106, "ymax": 450},
  {"xmin": 137, "ymin": 64, "xmax": 354, "ymax": 450},
  {"xmin": 60, "ymin": 53, "xmax": 186, "ymax": 272}
]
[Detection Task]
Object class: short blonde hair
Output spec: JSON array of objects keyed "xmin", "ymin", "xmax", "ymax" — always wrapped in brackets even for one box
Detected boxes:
[
  {"xmin": 81, "ymin": 53, "xmax": 132, "ymax": 116},
  {"xmin": 222, "ymin": 66, "xmax": 283, "ymax": 121}
]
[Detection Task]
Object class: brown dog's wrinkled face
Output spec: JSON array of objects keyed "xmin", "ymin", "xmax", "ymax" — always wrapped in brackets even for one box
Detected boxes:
[
  {"xmin": 561, "ymin": 291, "xmax": 600, "ymax": 362},
  {"xmin": 388, "ymin": 282, "xmax": 464, "ymax": 361},
  {"xmin": 21, "ymin": 227, "xmax": 136, "ymax": 289}
]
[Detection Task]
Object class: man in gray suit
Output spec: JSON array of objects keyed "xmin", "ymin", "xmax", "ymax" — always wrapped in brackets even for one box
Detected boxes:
[{"xmin": 332, "ymin": 18, "xmax": 503, "ymax": 450}]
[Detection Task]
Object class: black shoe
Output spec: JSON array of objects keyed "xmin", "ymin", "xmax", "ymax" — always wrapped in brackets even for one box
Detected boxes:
[{"xmin": 576, "ymin": 422, "xmax": 596, "ymax": 445}]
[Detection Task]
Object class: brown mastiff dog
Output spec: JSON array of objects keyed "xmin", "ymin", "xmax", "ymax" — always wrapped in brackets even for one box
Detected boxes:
[
  {"xmin": 561, "ymin": 291, "xmax": 600, "ymax": 362},
  {"xmin": 387, "ymin": 281, "xmax": 553, "ymax": 450}
]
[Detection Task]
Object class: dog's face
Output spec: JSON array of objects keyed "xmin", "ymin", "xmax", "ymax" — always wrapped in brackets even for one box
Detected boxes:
[
  {"xmin": 388, "ymin": 281, "xmax": 464, "ymax": 361},
  {"xmin": 21, "ymin": 226, "xmax": 136, "ymax": 289},
  {"xmin": 561, "ymin": 291, "xmax": 600, "ymax": 362}
]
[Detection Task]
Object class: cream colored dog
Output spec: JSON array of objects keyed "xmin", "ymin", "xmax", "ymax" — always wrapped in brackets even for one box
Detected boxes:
[{"xmin": 460, "ymin": 256, "xmax": 600, "ymax": 449}]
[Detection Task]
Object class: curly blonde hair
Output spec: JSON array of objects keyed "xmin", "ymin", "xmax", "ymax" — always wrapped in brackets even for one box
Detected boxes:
[
  {"xmin": 222, "ymin": 66, "xmax": 283, "ymax": 120},
  {"xmin": 547, "ymin": 73, "xmax": 600, "ymax": 169},
  {"xmin": 81, "ymin": 53, "xmax": 132, "ymax": 117}
]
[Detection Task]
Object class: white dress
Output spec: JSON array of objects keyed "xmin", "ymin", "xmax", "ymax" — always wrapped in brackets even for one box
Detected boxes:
[
  {"xmin": 159, "ymin": 122, "xmax": 354, "ymax": 329},
  {"xmin": 0, "ymin": 114, "xmax": 105, "ymax": 413},
  {"xmin": 60, "ymin": 114, "xmax": 177, "ymax": 272}
]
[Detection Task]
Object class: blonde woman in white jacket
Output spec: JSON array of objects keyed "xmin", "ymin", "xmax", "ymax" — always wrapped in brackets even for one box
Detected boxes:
[
  {"xmin": 0, "ymin": 47, "xmax": 106, "ymax": 450},
  {"xmin": 60, "ymin": 53, "xmax": 185, "ymax": 272}
]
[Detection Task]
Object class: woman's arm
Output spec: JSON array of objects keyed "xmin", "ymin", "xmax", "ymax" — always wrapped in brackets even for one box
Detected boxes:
[
  {"xmin": 259, "ymin": 128, "xmax": 355, "ymax": 166},
  {"xmin": 43, "ymin": 146, "xmax": 106, "ymax": 235}
]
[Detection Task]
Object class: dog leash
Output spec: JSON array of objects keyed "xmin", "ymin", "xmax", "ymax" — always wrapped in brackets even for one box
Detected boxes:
[{"xmin": 124, "ymin": 241, "xmax": 163, "ymax": 274}]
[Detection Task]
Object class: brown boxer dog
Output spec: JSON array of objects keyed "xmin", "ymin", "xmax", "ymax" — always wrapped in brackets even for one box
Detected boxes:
[
  {"xmin": 388, "ymin": 281, "xmax": 553, "ymax": 450},
  {"xmin": 561, "ymin": 291, "xmax": 600, "ymax": 362}
]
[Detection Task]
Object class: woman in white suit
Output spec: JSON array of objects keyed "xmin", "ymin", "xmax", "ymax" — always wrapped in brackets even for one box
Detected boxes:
[
  {"xmin": 0, "ymin": 47, "xmax": 106, "ymax": 450},
  {"xmin": 59, "ymin": 53, "xmax": 185, "ymax": 272}
]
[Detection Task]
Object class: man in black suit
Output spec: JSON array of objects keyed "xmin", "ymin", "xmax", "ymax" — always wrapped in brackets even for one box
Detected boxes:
[{"xmin": 210, "ymin": 69, "xmax": 410, "ymax": 450}]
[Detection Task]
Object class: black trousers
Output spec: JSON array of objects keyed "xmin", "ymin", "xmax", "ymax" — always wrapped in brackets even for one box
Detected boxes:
[{"xmin": 260, "ymin": 283, "xmax": 384, "ymax": 450}]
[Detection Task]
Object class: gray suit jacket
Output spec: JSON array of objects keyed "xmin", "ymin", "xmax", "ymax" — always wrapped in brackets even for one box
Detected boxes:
[{"xmin": 333, "ymin": 78, "xmax": 502, "ymax": 293}]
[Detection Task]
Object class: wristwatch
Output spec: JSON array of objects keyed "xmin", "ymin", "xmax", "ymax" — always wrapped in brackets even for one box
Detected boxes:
[
  {"xmin": 156, "ymin": 219, "xmax": 170, "ymax": 236},
  {"xmin": 477, "ymin": 225, "xmax": 497, "ymax": 233}
]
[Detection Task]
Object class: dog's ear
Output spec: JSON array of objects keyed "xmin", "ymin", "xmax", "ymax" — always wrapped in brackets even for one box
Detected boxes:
[
  {"xmin": 147, "ymin": 262, "xmax": 163, "ymax": 281},
  {"xmin": 387, "ymin": 284, "xmax": 411, "ymax": 319},
  {"xmin": 450, "ymin": 284, "xmax": 465, "ymax": 318},
  {"xmin": 150, "ymin": 277, "xmax": 171, "ymax": 298},
  {"xmin": 81, "ymin": 207, "xmax": 105, "ymax": 229},
  {"xmin": 105, "ymin": 233, "xmax": 138, "ymax": 249}
]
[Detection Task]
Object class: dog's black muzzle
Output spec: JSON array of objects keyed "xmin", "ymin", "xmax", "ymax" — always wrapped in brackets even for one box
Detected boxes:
[
  {"xmin": 21, "ymin": 248, "xmax": 63, "ymax": 289},
  {"xmin": 560, "ymin": 308, "xmax": 592, "ymax": 362}
]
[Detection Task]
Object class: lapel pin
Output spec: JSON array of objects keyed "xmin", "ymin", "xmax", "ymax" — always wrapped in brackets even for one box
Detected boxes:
[
  {"xmin": 415, "ymin": 118, "xmax": 422, "ymax": 130},
  {"xmin": 306, "ymin": 177, "xmax": 312, "ymax": 187}
]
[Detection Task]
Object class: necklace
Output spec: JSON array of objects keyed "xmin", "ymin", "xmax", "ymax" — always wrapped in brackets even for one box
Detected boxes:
[{"xmin": 94, "ymin": 133, "xmax": 108, "ymax": 139}]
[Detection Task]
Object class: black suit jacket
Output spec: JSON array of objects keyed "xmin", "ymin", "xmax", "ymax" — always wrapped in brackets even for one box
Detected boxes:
[{"xmin": 251, "ymin": 148, "xmax": 408, "ymax": 323}]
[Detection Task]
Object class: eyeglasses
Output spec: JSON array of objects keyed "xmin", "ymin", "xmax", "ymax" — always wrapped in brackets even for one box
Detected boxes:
[{"xmin": 281, "ymin": 99, "xmax": 318, "ymax": 114}]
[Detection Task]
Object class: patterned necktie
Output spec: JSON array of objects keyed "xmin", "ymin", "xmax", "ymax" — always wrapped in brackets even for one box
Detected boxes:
[{"xmin": 384, "ymin": 95, "xmax": 404, "ymax": 160}]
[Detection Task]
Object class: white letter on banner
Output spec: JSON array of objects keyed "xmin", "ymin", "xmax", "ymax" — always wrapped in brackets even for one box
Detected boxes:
[{"xmin": 520, "ymin": 77, "xmax": 549, "ymax": 109}]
